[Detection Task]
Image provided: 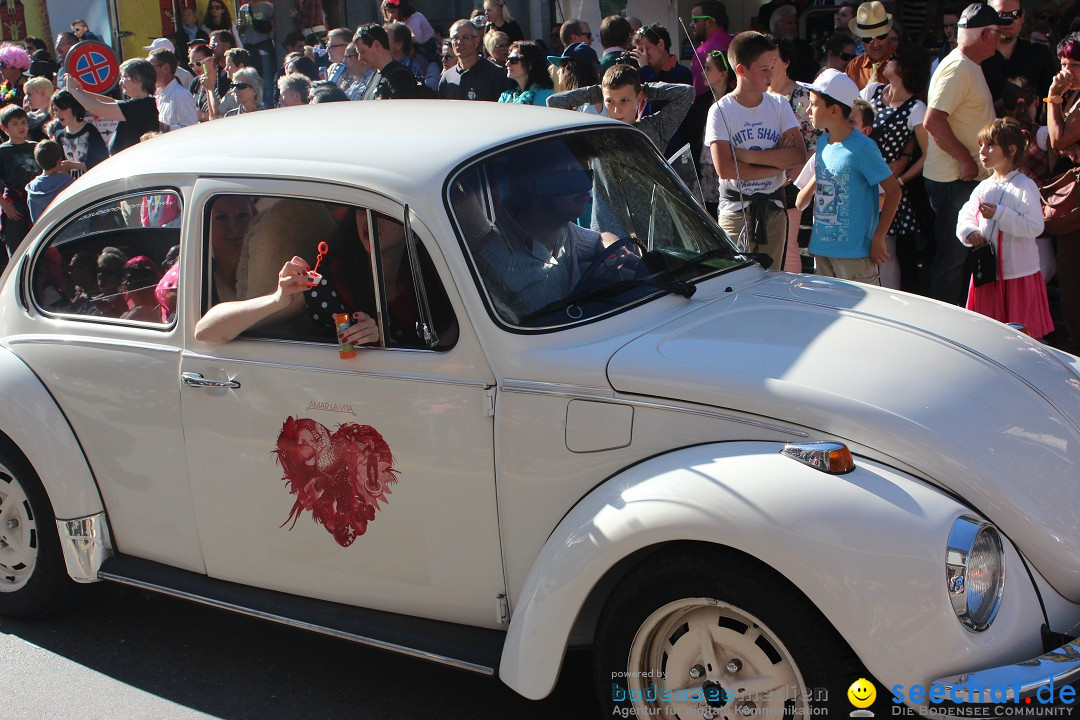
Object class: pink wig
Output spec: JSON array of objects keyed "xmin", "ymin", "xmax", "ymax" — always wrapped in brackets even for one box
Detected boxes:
[{"xmin": 0, "ymin": 44, "xmax": 31, "ymax": 72}]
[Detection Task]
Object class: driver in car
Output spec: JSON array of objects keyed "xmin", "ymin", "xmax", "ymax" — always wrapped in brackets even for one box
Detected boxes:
[{"xmin": 474, "ymin": 149, "xmax": 604, "ymax": 321}]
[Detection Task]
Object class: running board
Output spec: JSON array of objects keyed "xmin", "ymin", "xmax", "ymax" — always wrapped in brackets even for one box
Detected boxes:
[{"xmin": 98, "ymin": 555, "xmax": 505, "ymax": 675}]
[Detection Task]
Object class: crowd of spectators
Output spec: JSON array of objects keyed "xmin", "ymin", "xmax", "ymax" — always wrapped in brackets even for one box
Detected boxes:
[{"xmin": 0, "ymin": 0, "xmax": 1077, "ymax": 346}]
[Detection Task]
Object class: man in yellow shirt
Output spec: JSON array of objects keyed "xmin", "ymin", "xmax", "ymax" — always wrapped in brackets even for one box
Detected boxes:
[{"xmin": 923, "ymin": 2, "xmax": 1009, "ymax": 305}]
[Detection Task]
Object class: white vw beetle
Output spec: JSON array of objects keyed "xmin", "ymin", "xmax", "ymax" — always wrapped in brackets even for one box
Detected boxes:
[{"xmin": 1, "ymin": 103, "xmax": 1078, "ymax": 717}]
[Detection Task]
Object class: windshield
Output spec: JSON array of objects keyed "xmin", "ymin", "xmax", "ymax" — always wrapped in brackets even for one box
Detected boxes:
[{"xmin": 448, "ymin": 129, "xmax": 747, "ymax": 329}]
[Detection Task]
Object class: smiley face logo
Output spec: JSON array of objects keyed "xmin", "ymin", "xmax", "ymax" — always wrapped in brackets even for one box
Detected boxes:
[{"xmin": 848, "ymin": 678, "xmax": 877, "ymax": 709}]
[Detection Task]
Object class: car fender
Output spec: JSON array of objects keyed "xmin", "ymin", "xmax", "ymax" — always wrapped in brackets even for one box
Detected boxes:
[
  {"xmin": 0, "ymin": 346, "xmax": 104, "ymax": 519},
  {"xmin": 499, "ymin": 441, "xmax": 1045, "ymax": 700}
]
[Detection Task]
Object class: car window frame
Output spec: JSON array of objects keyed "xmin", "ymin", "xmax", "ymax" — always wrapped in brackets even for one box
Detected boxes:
[
  {"xmin": 198, "ymin": 191, "xmax": 456, "ymax": 353},
  {"xmin": 443, "ymin": 125, "xmax": 750, "ymax": 335},
  {"xmin": 27, "ymin": 186, "xmax": 184, "ymax": 331}
]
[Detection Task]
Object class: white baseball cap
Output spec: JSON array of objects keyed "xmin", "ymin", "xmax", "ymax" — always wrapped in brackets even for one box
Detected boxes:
[
  {"xmin": 144, "ymin": 38, "xmax": 175, "ymax": 53},
  {"xmin": 797, "ymin": 68, "xmax": 860, "ymax": 109}
]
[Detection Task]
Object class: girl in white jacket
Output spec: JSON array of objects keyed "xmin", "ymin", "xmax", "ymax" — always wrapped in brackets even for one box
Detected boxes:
[{"xmin": 957, "ymin": 119, "xmax": 1053, "ymax": 338}]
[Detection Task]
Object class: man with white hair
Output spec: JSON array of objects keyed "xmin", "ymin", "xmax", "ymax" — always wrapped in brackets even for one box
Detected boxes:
[
  {"xmin": 439, "ymin": 19, "xmax": 512, "ymax": 101},
  {"xmin": 923, "ymin": 3, "xmax": 1010, "ymax": 305}
]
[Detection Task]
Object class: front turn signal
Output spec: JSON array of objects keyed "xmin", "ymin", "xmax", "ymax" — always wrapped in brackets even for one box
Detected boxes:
[{"xmin": 780, "ymin": 442, "xmax": 855, "ymax": 474}]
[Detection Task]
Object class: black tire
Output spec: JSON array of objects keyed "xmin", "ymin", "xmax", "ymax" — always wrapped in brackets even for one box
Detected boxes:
[
  {"xmin": 0, "ymin": 444, "xmax": 77, "ymax": 617},
  {"xmin": 594, "ymin": 545, "xmax": 865, "ymax": 719}
]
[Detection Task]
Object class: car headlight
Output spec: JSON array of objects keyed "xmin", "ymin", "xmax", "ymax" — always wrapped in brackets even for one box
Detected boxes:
[{"xmin": 946, "ymin": 517, "xmax": 1005, "ymax": 631}]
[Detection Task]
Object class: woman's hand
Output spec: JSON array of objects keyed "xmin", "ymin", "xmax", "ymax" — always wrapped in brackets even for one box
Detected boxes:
[
  {"xmin": 275, "ymin": 256, "xmax": 317, "ymax": 301},
  {"xmin": 1050, "ymin": 69, "xmax": 1073, "ymax": 99},
  {"xmin": 966, "ymin": 230, "xmax": 987, "ymax": 247},
  {"xmin": 342, "ymin": 311, "xmax": 380, "ymax": 346},
  {"xmin": 978, "ymin": 202, "xmax": 997, "ymax": 219}
]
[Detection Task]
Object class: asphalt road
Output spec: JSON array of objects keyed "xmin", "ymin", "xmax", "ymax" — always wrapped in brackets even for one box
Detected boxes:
[{"xmin": 0, "ymin": 583, "xmax": 599, "ymax": 720}]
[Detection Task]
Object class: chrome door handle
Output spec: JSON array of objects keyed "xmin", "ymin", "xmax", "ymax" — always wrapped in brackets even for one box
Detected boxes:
[{"xmin": 182, "ymin": 372, "xmax": 240, "ymax": 389}]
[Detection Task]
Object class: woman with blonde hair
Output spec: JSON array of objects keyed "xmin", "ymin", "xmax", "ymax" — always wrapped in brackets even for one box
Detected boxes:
[
  {"xmin": 484, "ymin": 0, "xmax": 523, "ymax": 43},
  {"xmin": 484, "ymin": 31, "xmax": 510, "ymax": 66}
]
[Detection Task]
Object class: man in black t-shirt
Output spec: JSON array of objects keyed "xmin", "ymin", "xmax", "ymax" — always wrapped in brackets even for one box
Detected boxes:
[
  {"xmin": 439, "ymin": 19, "xmax": 514, "ymax": 101},
  {"xmin": 355, "ymin": 23, "xmax": 417, "ymax": 100}
]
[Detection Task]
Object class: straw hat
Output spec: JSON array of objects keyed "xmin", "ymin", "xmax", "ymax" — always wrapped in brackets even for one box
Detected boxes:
[{"xmin": 850, "ymin": 1, "xmax": 893, "ymax": 37}]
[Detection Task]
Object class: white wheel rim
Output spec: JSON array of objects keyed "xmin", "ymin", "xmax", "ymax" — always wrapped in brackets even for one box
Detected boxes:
[
  {"xmin": 625, "ymin": 597, "xmax": 810, "ymax": 719},
  {"xmin": 0, "ymin": 464, "xmax": 38, "ymax": 592}
]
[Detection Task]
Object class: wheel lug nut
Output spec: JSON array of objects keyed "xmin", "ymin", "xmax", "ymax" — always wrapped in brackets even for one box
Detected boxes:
[
  {"xmin": 6, "ymin": 518, "xmax": 18, "ymax": 529},
  {"xmin": 689, "ymin": 664, "xmax": 705, "ymax": 679},
  {"xmin": 726, "ymin": 658, "xmax": 743, "ymax": 673}
]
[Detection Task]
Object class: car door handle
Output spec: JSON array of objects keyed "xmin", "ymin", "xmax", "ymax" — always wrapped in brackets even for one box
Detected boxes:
[{"xmin": 182, "ymin": 372, "xmax": 240, "ymax": 389}]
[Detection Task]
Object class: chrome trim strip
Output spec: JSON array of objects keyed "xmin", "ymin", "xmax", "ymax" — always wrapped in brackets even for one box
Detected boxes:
[
  {"xmin": 8, "ymin": 336, "xmax": 181, "ymax": 353},
  {"xmin": 755, "ymin": 291, "xmax": 1080, "ymax": 437},
  {"xmin": 500, "ymin": 381, "xmax": 810, "ymax": 437},
  {"xmin": 96, "ymin": 571, "xmax": 496, "ymax": 675},
  {"xmin": 501, "ymin": 380, "xmax": 614, "ymax": 399},
  {"xmin": 182, "ymin": 352, "xmax": 492, "ymax": 389},
  {"xmin": 56, "ymin": 513, "xmax": 112, "ymax": 583},
  {"xmin": 930, "ymin": 639, "xmax": 1080, "ymax": 701}
]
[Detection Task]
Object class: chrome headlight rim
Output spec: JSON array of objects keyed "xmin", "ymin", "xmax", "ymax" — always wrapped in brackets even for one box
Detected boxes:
[{"xmin": 946, "ymin": 516, "xmax": 1005, "ymax": 632}]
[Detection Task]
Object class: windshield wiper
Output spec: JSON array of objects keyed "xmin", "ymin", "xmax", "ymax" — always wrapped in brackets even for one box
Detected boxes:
[{"xmin": 518, "ymin": 277, "xmax": 696, "ymax": 324}]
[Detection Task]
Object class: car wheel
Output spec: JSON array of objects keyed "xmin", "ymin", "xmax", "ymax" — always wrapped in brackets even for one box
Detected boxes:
[
  {"xmin": 594, "ymin": 546, "xmax": 864, "ymax": 719},
  {"xmin": 0, "ymin": 448, "xmax": 75, "ymax": 617}
]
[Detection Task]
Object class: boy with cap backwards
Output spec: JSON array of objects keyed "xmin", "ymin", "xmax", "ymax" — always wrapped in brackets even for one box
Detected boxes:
[{"xmin": 800, "ymin": 68, "xmax": 900, "ymax": 284}]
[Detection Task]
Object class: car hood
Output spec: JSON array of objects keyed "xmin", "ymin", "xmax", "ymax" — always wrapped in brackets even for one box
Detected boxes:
[{"xmin": 608, "ymin": 273, "xmax": 1080, "ymax": 600}]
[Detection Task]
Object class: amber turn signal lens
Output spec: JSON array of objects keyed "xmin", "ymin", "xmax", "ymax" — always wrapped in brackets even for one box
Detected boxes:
[{"xmin": 780, "ymin": 442, "xmax": 855, "ymax": 474}]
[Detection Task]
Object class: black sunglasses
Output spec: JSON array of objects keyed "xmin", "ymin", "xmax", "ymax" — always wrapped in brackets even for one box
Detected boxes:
[
  {"xmin": 997, "ymin": 9, "xmax": 1022, "ymax": 20},
  {"xmin": 506, "ymin": 55, "xmax": 523, "ymax": 64},
  {"xmin": 859, "ymin": 32, "xmax": 889, "ymax": 42},
  {"xmin": 230, "ymin": 82, "xmax": 251, "ymax": 91},
  {"xmin": 840, "ymin": 51, "xmax": 856, "ymax": 61}
]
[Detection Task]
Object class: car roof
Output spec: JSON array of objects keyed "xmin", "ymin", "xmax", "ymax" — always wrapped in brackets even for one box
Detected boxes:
[{"xmin": 88, "ymin": 101, "xmax": 622, "ymax": 198}]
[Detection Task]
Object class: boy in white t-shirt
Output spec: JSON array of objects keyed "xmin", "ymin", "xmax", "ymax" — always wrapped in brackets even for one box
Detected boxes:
[{"xmin": 705, "ymin": 31, "xmax": 806, "ymax": 271}]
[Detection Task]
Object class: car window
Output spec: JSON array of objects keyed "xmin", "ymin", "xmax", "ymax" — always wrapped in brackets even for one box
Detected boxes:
[
  {"xmin": 448, "ymin": 131, "xmax": 747, "ymax": 329},
  {"xmin": 31, "ymin": 190, "xmax": 181, "ymax": 325},
  {"xmin": 203, "ymin": 195, "xmax": 456, "ymax": 350}
]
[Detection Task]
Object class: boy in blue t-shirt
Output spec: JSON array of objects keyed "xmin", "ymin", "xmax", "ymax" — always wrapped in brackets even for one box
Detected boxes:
[{"xmin": 797, "ymin": 69, "xmax": 900, "ymax": 285}]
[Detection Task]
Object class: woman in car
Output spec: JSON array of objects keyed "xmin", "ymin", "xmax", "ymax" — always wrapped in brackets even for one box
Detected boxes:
[{"xmin": 195, "ymin": 207, "xmax": 383, "ymax": 346}]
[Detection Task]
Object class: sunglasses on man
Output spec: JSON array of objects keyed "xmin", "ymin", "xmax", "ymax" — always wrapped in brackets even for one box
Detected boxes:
[{"xmin": 859, "ymin": 31, "xmax": 889, "ymax": 42}]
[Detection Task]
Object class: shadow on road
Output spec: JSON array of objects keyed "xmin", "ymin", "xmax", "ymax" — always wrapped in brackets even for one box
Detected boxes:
[{"xmin": 0, "ymin": 583, "xmax": 599, "ymax": 719}]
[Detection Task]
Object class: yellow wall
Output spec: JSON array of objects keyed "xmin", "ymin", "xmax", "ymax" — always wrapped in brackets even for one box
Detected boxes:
[
  {"xmin": 114, "ymin": 1, "xmax": 240, "ymax": 60},
  {"xmin": 116, "ymin": 0, "xmax": 166, "ymax": 61}
]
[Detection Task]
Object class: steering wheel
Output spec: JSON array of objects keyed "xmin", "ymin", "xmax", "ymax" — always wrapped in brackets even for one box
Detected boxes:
[{"xmin": 573, "ymin": 237, "xmax": 650, "ymax": 293}]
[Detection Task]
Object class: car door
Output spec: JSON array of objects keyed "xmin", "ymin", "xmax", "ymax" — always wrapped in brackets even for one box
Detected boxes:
[
  {"xmin": 13, "ymin": 186, "xmax": 205, "ymax": 572},
  {"xmin": 179, "ymin": 178, "xmax": 504, "ymax": 628}
]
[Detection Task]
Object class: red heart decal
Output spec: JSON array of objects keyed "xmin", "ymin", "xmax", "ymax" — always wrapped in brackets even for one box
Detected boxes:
[{"xmin": 274, "ymin": 417, "xmax": 398, "ymax": 547}]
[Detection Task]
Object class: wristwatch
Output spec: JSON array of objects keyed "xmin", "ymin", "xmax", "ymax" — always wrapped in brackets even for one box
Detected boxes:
[{"xmin": 1045, "ymin": 95, "xmax": 1065, "ymax": 104}]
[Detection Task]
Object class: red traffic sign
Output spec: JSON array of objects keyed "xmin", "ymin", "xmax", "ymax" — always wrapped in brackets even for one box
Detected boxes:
[{"xmin": 66, "ymin": 41, "xmax": 119, "ymax": 94}]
